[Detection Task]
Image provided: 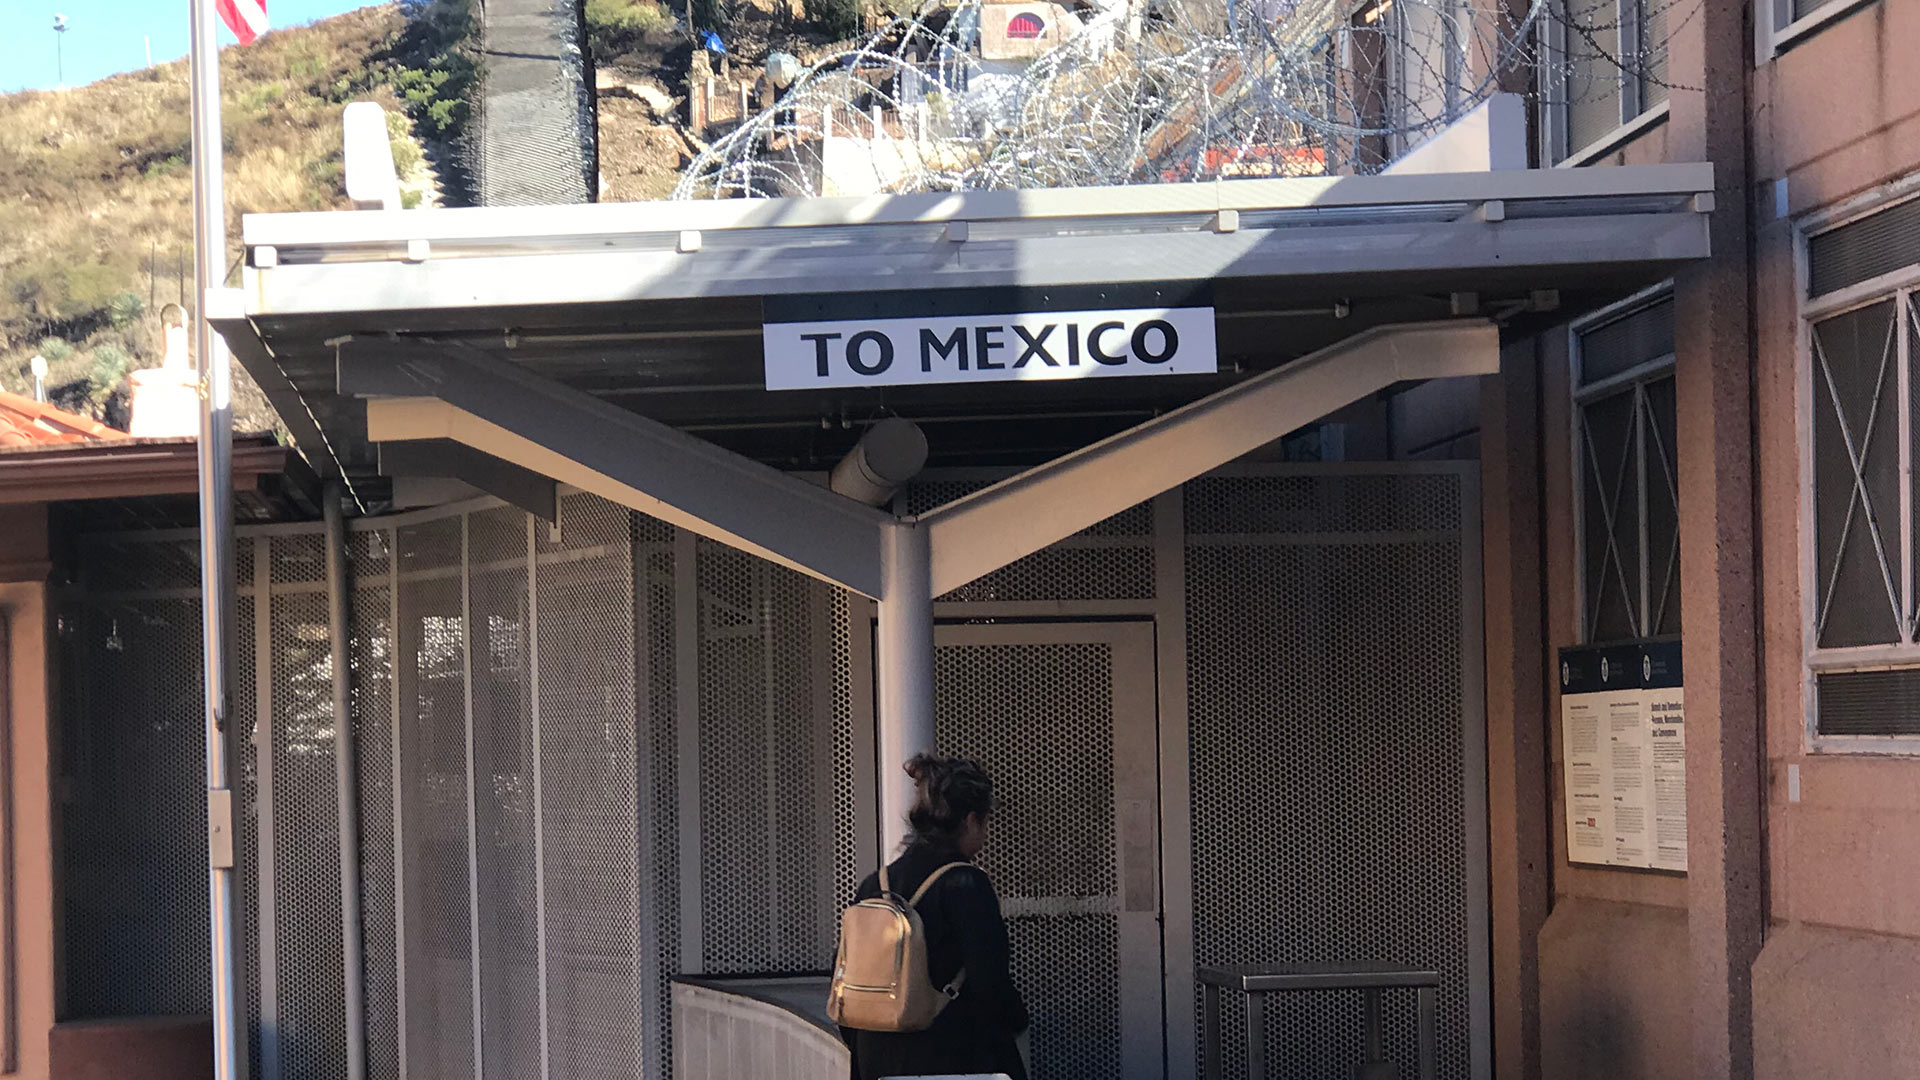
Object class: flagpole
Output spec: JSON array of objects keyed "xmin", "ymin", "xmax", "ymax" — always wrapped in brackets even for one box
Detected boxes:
[{"xmin": 188, "ymin": 0, "xmax": 240, "ymax": 1076}]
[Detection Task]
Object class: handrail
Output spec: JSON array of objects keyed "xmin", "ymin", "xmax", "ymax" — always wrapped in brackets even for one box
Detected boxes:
[{"xmin": 1198, "ymin": 963, "xmax": 1441, "ymax": 1080}]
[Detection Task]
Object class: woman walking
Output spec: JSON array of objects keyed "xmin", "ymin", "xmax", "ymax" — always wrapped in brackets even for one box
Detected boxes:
[{"xmin": 840, "ymin": 753, "xmax": 1030, "ymax": 1080}]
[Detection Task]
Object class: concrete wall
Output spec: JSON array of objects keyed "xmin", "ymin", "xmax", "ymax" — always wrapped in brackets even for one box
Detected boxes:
[{"xmin": 1, "ymin": 504, "xmax": 56, "ymax": 1080}]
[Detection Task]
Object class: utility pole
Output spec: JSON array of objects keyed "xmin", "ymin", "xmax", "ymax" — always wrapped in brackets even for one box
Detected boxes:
[{"xmin": 52, "ymin": 14, "xmax": 68, "ymax": 88}]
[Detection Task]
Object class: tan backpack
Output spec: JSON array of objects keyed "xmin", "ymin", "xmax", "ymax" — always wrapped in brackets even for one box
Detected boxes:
[{"xmin": 826, "ymin": 861, "xmax": 971, "ymax": 1032}]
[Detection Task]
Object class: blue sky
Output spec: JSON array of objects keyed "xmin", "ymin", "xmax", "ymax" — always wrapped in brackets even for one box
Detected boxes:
[{"xmin": 1, "ymin": 0, "xmax": 372, "ymax": 93}]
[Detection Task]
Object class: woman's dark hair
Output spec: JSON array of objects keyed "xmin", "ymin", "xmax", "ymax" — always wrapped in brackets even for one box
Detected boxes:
[{"xmin": 904, "ymin": 753, "xmax": 994, "ymax": 846}]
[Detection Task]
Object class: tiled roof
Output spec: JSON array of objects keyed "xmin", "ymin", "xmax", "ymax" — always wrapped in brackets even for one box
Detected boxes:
[{"xmin": 0, "ymin": 390, "xmax": 129, "ymax": 449}]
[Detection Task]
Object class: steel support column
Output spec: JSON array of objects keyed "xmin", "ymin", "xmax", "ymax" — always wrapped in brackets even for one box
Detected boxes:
[
  {"xmin": 874, "ymin": 523, "xmax": 935, "ymax": 856},
  {"xmin": 325, "ymin": 486, "xmax": 368, "ymax": 1080}
]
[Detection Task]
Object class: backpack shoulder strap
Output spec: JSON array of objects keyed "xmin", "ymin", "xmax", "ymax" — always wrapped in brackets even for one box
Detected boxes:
[
  {"xmin": 907, "ymin": 861, "xmax": 975, "ymax": 907},
  {"xmin": 878, "ymin": 862, "xmax": 892, "ymax": 898}
]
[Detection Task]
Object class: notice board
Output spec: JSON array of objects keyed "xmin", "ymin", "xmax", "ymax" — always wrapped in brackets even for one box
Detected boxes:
[{"xmin": 1558, "ymin": 641, "xmax": 1687, "ymax": 872}]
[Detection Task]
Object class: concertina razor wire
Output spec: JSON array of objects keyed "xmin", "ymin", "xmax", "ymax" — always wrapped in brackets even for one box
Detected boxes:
[{"xmin": 674, "ymin": 0, "xmax": 1699, "ymax": 198}]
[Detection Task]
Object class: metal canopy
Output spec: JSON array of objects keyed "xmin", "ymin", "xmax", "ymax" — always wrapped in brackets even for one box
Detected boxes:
[
  {"xmin": 209, "ymin": 161, "xmax": 1714, "ymax": 880},
  {"xmin": 214, "ymin": 164, "xmax": 1714, "ymax": 496}
]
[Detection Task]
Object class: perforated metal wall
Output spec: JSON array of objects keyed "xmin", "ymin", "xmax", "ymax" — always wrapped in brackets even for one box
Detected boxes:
[
  {"xmin": 695, "ymin": 539, "xmax": 843, "ymax": 975},
  {"xmin": 56, "ymin": 536, "xmax": 213, "ymax": 1021},
  {"xmin": 934, "ymin": 640, "xmax": 1123, "ymax": 1080},
  {"xmin": 907, "ymin": 480, "xmax": 1155, "ymax": 602},
  {"xmin": 54, "ymin": 464, "xmax": 1482, "ymax": 1080},
  {"xmin": 349, "ymin": 529, "xmax": 400, "ymax": 1080},
  {"xmin": 533, "ymin": 494, "xmax": 646, "ymax": 1080},
  {"xmin": 1184, "ymin": 472, "xmax": 1473, "ymax": 1080},
  {"xmin": 357, "ymin": 495, "xmax": 683, "ymax": 1080}
]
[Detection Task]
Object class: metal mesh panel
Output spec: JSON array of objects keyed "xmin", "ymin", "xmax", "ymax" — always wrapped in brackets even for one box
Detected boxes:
[
  {"xmin": 395, "ymin": 516, "xmax": 475, "ymax": 1080},
  {"xmin": 1183, "ymin": 472, "xmax": 1458, "ymax": 535},
  {"xmin": 830, "ymin": 590, "xmax": 859, "ymax": 908},
  {"xmin": 471, "ymin": 507, "xmax": 541, "ymax": 1080},
  {"xmin": 236, "ymin": 540, "xmax": 262, "ymax": 1080},
  {"xmin": 908, "ymin": 480, "xmax": 1155, "ymax": 602},
  {"xmin": 350, "ymin": 528, "xmax": 401, "ymax": 1080},
  {"xmin": 636, "ymin": 512, "xmax": 682, "ymax": 1077},
  {"xmin": 268, "ymin": 535, "xmax": 347, "ymax": 1077},
  {"xmin": 535, "ymin": 494, "xmax": 646, "ymax": 1080},
  {"xmin": 697, "ymin": 540, "xmax": 841, "ymax": 974},
  {"xmin": 1185, "ymin": 473, "xmax": 1471, "ymax": 1080},
  {"xmin": 57, "ymin": 538, "xmax": 212, "ymax": 1020},
  {"xmin": 934, "ymin": 641, "xmax": 1122, "ymax": 1080}
]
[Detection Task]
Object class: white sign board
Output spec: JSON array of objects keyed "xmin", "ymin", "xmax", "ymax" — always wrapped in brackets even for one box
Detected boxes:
[
  {"xmin": 1559, "ymin": 643, "xmax": 1687, "ymax": 873},
  {"xmin": 763, "ymin": 306, "xmax": 1218, "ymax": 390}
]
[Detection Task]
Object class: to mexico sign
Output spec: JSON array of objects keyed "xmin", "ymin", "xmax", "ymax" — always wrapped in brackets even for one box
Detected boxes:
[{"xmin": 763, "ymin": 306, "xmax": 1218, "ymax": 390}]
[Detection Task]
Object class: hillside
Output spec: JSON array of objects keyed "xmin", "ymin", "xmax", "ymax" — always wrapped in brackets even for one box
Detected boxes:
[
  {"xmin": 0, "ymin": 3, "xmax": 463, "ymax": 433},
  {"xmin": 0, "ymin": 0, "xmax": 835, "ymax": 434}
]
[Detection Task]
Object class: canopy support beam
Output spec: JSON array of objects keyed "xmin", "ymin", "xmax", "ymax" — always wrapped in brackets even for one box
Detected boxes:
[
  {"xmin": 921, "ymin": 319, "xmax": 1499, "ymax": 594},
  {"xmin": 378, "ymin": 439, "xmax": 558, "ymax": 523},
  {"xmin": 339, "ymin": 338, "xmax": 892, "ymax": 598},
  {"xmin": 307, "ymin": 318, "xmax": 1500, "ymax": 866}
]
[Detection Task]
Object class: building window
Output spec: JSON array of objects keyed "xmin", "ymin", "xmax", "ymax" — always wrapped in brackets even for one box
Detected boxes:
[
  {"xmin": 1573, "ymin": 290, "xmax": 1678, "ymax": 643},
  {"xmin": 1341, "ymin": 0, "xmax": 1465, "ymax": 172},
  {"xmin": 1542, "ymin": 0, "xmax": 1670, "ymax": 164},
  {"xmin": 1803, "ymin": 192, "xmax": 1920, "ymax": 740},
  {"xmin": 1762, "ymin": 0, "xmax": 1877, "ymax": 56}
]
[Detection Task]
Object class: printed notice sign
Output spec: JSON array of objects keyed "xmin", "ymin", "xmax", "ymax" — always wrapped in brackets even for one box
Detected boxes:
[
  {"xmin": 1559, "ymin": 642, "xmax": 1687, "ymax": 872},
  {"xmin": 762, "ymin": 306, "xmax": 1218, "ymax": 390}
]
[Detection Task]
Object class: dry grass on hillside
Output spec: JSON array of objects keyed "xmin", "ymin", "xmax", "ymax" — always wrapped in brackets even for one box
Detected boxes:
[{"xmin": 0, "ymin": 4, "xmax": 436, "ymax": 430}]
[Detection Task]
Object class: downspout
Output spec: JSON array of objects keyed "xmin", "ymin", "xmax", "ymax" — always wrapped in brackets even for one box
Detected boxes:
[{"xmin": 325, "ymin": 483, "xmax": 367, "ymax": 1080}]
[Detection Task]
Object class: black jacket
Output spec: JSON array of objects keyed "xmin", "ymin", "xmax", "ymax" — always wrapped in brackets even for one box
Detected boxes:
[{"xmin": 840, "ymin": 841, "xmax": 1030, "ymax": 1080}]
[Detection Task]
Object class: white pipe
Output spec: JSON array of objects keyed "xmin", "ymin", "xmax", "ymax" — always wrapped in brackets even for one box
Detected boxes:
[
  {"xmin": 875, "ymin": 522, "xmax": 935, "ymax": 856},
  {"xmin": 188, "ymin": 0, "xmax": 240, "ymax": 1077},
  {"xmin": 830, "ymin": 417, "xmax": 929, "ymax": 507}
]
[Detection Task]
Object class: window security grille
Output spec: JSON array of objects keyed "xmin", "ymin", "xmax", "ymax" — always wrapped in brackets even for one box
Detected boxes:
[
  {"xmin": 1574, "ymin": 294, "xmax": 1680, "ymax": 643},
  {"xmin": 1806, "ymin": 194, "xmax": 1920, "ymax": 739}
]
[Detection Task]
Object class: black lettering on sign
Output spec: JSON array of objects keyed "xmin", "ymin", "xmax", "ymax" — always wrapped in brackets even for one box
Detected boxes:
[
  {"xmin": 921, "ymin": 327, "xmax": 967, "ymax": 372},
  {"xmin": 802, "ymin": 332, "xmax": 842, "ymax": 378},
  {"xmin": 1131, "ymin": 319, "xmax": 1178, "ymax": 363},
  {"xmin": 1066, "ymin": 324, "xmax": 1081, "ymax": 366},
  {"xmin": 846, "ymin": 330, "xmax": 894, "ymax": 376},
  {"xmin": 1088, "ymin": 321, "xmax": 1127, "ymax": 365},
  {"xmin": 974, "ymin": 325, "xmax": 1007, "ymax": 370},
  {"xmin": 1012, "ymin": 324, "xmax": 1058, "ymax": 367}
]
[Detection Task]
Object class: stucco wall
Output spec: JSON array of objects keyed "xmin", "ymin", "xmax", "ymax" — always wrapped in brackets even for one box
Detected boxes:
[
  {"xmin": 1531, "ymin": 303, "xmax": 1691, "ymax": 1078},
  {"xmin": 1512, "ymin": 4, "xmax": 1920, "ymax": 1077},
  {"xmin": 1751, "ymin": 923, "xmax": 1920, "ymax": 1080},
  {"xmin": 1746, "ymin": 2, "xmax": 1920, "ymax": 1077},
  {"xmin": 1, "ymin": 502, "xmax": 56, "ymax": 1080}
]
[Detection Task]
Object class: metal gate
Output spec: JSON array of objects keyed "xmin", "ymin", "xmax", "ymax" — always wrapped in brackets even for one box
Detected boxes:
[
  {"xmin": 54, "ymin": 463, "xmax": 1485, "ymax": 1080},
  {"xmin": 930, "ymin": 622, "xmax": 1162, "ymax": 1080}
]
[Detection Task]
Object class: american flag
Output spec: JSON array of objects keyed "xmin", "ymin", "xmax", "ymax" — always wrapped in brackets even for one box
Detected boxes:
[{"xmin": 215, "ymin": 0, "xmax": 267, "ymax": 45}]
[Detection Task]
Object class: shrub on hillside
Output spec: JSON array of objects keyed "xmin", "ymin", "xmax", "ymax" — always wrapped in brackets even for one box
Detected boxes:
[
  {"xmin": 108, "ymin": 292, "xmax": 145, "ymax": 330},
  {"xmin": 87, "ymin": 344, "xmax": 132, "ymax": 400},
  {"xmin": 586, "ymin": 0, "xmax": 674, "ymax": 54},
  {"xmin": 805, "ymin": 0, "xmax": 864, "ymax": 40},
  {"xmin": 393, "ymin": 0, "xmax": 480, "ymax": 136}
]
